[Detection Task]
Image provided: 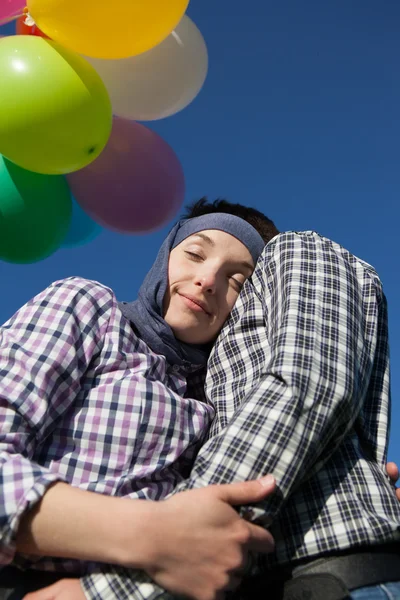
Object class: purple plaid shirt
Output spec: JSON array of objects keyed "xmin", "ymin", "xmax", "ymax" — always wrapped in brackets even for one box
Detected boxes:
[{"xmin": 0, "ymin": 277, "xmax": 214, "ymax": 572}]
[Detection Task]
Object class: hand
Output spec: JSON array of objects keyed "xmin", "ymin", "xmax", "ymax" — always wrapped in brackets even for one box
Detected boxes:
[
  {"xmin": 145, "ymin": 475, "xmax": 276, "ymax": 600},
  {"xmin": 386, "ymin": 461, "xmax": 400, "ymax": 501},
  {"xmin": 23, "ymin": 579, "xmax": 85, "ymax": 600}
]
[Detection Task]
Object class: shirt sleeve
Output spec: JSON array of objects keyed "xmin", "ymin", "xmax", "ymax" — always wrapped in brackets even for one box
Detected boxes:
[
  {"xmin": 0, "ymin": 278, "xmax": 112, "ymax": 565},
  {"xmin": 173, "ymin": 231, "xmax": 384, "ymax": 522},
  {"xmin": 81, "ymin": 568, "xmax": 172, "ymax": 600}
]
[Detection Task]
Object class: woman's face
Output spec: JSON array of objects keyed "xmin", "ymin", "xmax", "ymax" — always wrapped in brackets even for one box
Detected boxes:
[{"xmin": 163, "ymin": 229, "xmax": 254, "ymax": 345}]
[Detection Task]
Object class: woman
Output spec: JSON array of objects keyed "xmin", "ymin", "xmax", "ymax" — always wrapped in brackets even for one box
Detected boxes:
[{"xmin": 0, "ymin": 211, "xmax": 276, "ymax": 599}]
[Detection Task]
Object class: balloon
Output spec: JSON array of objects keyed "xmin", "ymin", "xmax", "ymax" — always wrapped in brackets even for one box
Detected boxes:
[
  {"xmin": 0, "ymin": 0, "xmax": 25, "ymax": 22},
  {"xmin": 86, "ymin": 16, "xmax": 208, "ymax": 122},
  {"xmin": 16, "ymin": 14, "xmax": 48, "ymax": 37},
  {"xmin": 27, "ymin": 0, "xmax": 190, "ymax": 59},
  {"xmin": 0, "ymin": 155, "xmax": 72, "ymax": 264},
  {"xmin": 61, "ymin": 197, "xmax": 101, "ymax": 248},
  {"xmin": 66, "ymin": 118, "xmax": 185, "ymax": 233},
  {"xmin": 0, "ymin": 36, "xmax": 112, "ymax": 175}
]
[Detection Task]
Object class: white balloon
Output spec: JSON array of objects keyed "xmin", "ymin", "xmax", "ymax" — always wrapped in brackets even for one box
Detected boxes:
[{"xmin": 85, "ymin": 15, "xmax": 208, "ymax": 121}]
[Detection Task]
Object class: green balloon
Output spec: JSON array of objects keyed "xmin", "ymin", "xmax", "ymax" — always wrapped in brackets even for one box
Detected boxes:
[
  {"xmin": 0, "ymin": 155, "xmax": 72, "ymax": 263},
  {"xmin": 0, "ymin": 36, "xmax": 112, "ymax": 175}
]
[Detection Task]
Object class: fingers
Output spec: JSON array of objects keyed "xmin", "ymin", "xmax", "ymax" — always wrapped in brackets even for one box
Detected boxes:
[
  {"xmin": 23, "ymin": 580, "xmax": 85, "ymax": 600},
  {"xmin": 396, "ymin": 487, "xmax": 400, "ymax": 502},
  {"xmin": 386, "ymin": 462, "xmax": 399, "ymax": 484},
  {"xmin": 24, "ymin": 583, "xmax": 59, "ymax": 600},
  {"xmin": 246, "ymin": 522, "xmax": 275, "ymax": 553},
  {"xmin": 216, "ymin": 476, "xmax": 276, "ymax": 506}
]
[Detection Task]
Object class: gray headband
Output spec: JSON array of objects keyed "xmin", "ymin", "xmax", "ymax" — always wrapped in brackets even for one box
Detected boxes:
[{"xmin": 172, "ymin": 213, "xmax": 265, "ymax": 264}]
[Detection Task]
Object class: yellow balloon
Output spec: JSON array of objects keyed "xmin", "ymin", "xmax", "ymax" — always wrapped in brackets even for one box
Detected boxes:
[{"xmin": 27, "ymin": 0, "xmax": 190, "ymax": 59}]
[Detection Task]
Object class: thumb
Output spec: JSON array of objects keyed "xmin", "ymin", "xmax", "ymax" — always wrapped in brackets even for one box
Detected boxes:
[{"xmin": 214, "ymin": 475, "xmax": 276, "ymax": 506}]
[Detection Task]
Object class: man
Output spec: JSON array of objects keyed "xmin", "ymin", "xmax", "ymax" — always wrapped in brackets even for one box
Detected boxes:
[{"xmin": 21, "ymin": 199, "xmax": 400, "ymax": 600}]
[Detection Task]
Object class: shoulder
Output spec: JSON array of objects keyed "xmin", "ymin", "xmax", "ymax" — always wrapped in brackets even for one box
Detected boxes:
[
  {"xmin": 39, "ymin": 276, "xmax": 115, "ymax": 299},
  {"xmin": 1, "ymin": 278, "xmax": 120, "ymax": 347},
  {"xmin": 255, "ymin": 231, "xmax": 383, "ymax": 297},
  {"xmin": 263, "ymin": 231, "xmax": 381, "ymax": 277},
  {"xmin": 25, "ymin": 277, "xmax": 119, "ymax": 321}
]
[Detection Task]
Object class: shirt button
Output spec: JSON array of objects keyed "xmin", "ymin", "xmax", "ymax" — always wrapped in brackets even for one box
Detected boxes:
[{"xmin": 172, "ymin": 365, "xmax": 180, "ymax": 372}]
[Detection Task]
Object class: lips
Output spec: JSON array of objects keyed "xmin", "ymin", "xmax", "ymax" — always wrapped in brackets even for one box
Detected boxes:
[{"xmin": 179, "ymin": 293, "xmax": 211, "ymax": 316}]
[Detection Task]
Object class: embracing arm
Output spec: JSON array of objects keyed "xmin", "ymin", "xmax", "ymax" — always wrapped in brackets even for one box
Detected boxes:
[
  {"xmin": 23, "ymin": 477, "xmax": 275, "ymax": 600},
  {"xmin": 175, "ymin": 232, "xmax": 388, "ymax": 516},
  {"xmin": 17, "ymin": 482, "xmax": 160, "ymax": 568},
  {"xmin": 24, "ymin": 467, "xmax": 399, "ymax": 600}
]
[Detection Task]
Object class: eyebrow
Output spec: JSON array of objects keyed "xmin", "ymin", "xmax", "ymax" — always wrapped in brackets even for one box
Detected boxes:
[
  {"xmin": 192, "ymin": 233, "xmax": 215, "ymax": 246},
  {"xmin": 190, "ymin": 233, "xmax": 254, "ymax": 272}
]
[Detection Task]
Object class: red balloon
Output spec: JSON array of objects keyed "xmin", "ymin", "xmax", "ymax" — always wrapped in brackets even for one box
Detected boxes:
[{"xmin": 16, "ymin": 15, "xmax": 48, "ymax": 37}]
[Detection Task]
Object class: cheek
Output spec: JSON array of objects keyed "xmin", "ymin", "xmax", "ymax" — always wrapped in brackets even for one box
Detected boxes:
[{"xmin": 167, "ymin": 256, "xmax": 189, "ymax": 287}]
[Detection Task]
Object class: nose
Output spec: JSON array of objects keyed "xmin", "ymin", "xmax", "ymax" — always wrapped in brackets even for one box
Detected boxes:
[{"xmin": 194, "ymin": 270, "xmax": 217, "ymax": 294}]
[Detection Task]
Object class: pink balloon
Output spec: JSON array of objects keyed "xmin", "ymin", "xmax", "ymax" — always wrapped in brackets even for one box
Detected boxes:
[
  {"xmin": 0, "ymin": 0, "xmax": 25, "ymax": 21},
  {"xmin": 66, "ymin": 118, "xmax": 185, "ymax": 233}
]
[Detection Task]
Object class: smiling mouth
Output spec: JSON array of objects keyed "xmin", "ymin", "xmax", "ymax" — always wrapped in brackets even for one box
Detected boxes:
[{"xmin": 179, "ymin": 294, "xmax": 211, "ymax": 316}]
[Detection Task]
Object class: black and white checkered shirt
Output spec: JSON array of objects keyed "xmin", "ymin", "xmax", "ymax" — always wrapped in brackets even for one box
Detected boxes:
[{"xmin": 82, "ymin": 231, "xmax": 400, "ymax": 600}]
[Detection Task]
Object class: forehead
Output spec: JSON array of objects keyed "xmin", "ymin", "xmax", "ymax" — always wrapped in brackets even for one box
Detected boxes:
[{"xmin": 183, "ymin": 230, "xmax": 254, "ymax": 265}]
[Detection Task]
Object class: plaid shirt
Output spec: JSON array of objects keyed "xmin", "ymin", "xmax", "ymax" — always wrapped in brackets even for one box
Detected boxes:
[
  {"xmin": 0, "ymin": 277, "xmax": 214, "ymax": 573},
  {"xmin": 81, "ymin": 231, "xmax": 400, "ymax": 600}
]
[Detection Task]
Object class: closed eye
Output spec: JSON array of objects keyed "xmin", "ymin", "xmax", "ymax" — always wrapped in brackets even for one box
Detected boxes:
[
  {"xmin": 230, "ymin": 276, "xmax": 245, "ymax": 291},
  {"xmin": 185, "ymin": 251, "xmax": 203, "ymax": 261}
]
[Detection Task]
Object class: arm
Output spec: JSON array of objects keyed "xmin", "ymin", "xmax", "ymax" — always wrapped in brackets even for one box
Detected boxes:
[
  {"xmin": 26, "ymin": 463, "xmax": 400, "ymax": 600},
  {"xmin": 17, "ymin": 482, "xmax": 163, "ymax": 568},
  {"xmin": 175, "ymin": 231, "xmax": 384, "ymax": 516},
  {"xmin": 23, "ymin": 479, "xmax": 277, "ymax": 600}
]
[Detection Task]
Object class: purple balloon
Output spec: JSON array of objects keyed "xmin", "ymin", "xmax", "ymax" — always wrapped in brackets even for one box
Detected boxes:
[{"xmin": 66, "ymin": 117, "xmax": 185, "ymax": 233}]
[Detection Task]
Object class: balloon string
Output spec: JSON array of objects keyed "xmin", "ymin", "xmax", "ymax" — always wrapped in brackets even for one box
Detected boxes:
[{"xmin": 24, "ymin": 11, "xmax": 36, "ymax": 26}]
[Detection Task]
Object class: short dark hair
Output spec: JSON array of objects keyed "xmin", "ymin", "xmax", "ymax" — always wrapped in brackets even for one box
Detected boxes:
[{"xmin": 181, "ymin": 198, "xmax": 279, "ymax": 245}]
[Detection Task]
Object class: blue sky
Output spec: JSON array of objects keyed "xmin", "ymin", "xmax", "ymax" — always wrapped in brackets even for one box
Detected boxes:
[{"xmin": 1, "ymin": 0, "xmax": 399, "ymax": 461}]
